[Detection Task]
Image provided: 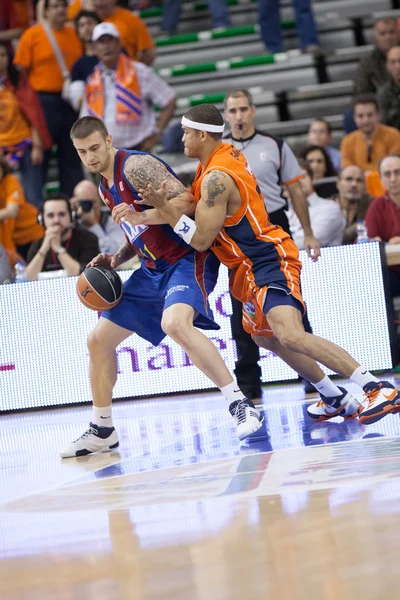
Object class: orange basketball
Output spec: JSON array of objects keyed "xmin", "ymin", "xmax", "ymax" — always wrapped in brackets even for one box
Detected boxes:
[{"xmin": 76, "ymin": 266, "xmax": 123, "ymax": 311}]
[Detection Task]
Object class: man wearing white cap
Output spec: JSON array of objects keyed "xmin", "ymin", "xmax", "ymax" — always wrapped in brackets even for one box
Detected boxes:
[{"xmin": 80, "ymin": 22, "xmax": 176, "ymax": 152}]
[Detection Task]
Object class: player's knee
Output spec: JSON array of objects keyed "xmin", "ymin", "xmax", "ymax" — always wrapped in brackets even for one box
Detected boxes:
[
  {"xmin": 161, "ymin": 315, "xmax": 192, "ymax": 342},
  {"xmin": 87, "ymin": 327, "xmax": 115, "ymax": 355},
  {"xmin": 276, "ymin": 329, "xmax": 305, "ymax": 353}
]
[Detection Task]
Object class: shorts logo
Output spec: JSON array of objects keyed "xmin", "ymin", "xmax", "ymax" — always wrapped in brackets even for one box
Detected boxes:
[
  {"xmin": 243, "ymin": 301, "xmax": 256, "ymax": 319},
  {"xmin": 166, "ymin": 285, "xmax": 189, "ymax": 298}
]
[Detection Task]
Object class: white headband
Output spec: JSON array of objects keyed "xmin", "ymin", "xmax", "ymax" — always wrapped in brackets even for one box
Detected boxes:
[{"xmin": 181, "ymin": 116, "xmax": 225, "ymax": 133}]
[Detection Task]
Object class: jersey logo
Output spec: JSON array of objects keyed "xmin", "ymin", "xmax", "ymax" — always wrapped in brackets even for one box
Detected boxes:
[
  {"xmin": 243, "ymin": 301, "xmax": 256, "ymax": 319},
  {"xmin": 119, "ymin": 181, "xmax": 124, "ymax": 191}
]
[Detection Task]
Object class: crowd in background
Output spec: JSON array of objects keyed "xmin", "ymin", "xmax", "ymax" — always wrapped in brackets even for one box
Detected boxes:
[{"xmin": 0, "ymin": 0, "xmax": 399, "ymax": 307}]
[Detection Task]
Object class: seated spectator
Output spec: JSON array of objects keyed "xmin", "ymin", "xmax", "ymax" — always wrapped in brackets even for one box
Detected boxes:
[
  {"xmin": 365, "ymin": 154, "xmax": 400, "ymax": 298},
  {"xmin": 378, "ymin": 46, "xmax": 400, "ymax": 130},
  {"xmin": 1, "ymin": 0, "xmax": 33, "ymax": 51},
  {"xmin": 307, "ymin": 119, "xmax": 341, "ymax": 172},
  {"xmin": 333, "ymin": 166, "xmax": 372, "ymax": 244},
  {"xmin": 69, "ymin": 9, "xmax": 101, "ymax": 112},
  {"xmin": 14, "ymin": 0, "xmax": 84, "ymax": 203},
  {"xmin": 92, "ymin": 0, "xmax": 156, "ymax": 65},
  {"xmin": 353, "ymin": 17, "xmax": 399, "ymax": 97},
  {"xmin": 81, "ymin": 22, "xmax": 176, "ymax": 152},
  {"xmin": 161, "ymin": 0, "xmax": 230, "ymax": 37},
  {"xmin": 344, "ymin": 17, "xmax": 399, "ymax": 133},
  {"xmin": 0, "ymin": 42, "xmax": 52, "ymax": 209},
  {"xmin": 286, "ymin": 158, "xmax": 345, "ymax": 249},
  {"xmin": 71, "ymin": 179, "xmax": 124, "ymax": 253},
  {"xmin": 26, "ymin": 192, "xmax": 99, "ymax": 280},
  {"xmin": 341, "ymin": 94, "xmax": 400, "ymax": 173},
  {"xmin": 297, "ymin": 144, "xmax": 337, "ymax": 181}
]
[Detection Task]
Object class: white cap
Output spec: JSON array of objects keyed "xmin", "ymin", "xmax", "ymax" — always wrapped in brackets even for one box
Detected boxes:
[{"xmin": 92, "ymin": 22, "xmax": 120, "ymax": 42}]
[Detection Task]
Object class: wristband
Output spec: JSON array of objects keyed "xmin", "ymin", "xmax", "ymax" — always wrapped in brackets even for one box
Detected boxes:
[
  {"xmin": 55, "ymin": 247, "xmax": 67, "ymax": 255},
  {"xmin": 173, "ymin": 215, "xmax": 197, "ymax": 244}
]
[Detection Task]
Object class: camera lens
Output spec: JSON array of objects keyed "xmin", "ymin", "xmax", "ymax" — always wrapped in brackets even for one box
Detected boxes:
[{"xmin": 79, "ymin": 200, "xmax": 94, "ymax": 213}]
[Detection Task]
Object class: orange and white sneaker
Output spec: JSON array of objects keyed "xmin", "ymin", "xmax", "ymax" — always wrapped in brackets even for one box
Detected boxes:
[
  {"xmin": 359, "ymin": 381, "xmax": 400, "ymax": 425},
  {"xmin": 307, "ymin": 387, "xmax": 363, "ymax": 421}
]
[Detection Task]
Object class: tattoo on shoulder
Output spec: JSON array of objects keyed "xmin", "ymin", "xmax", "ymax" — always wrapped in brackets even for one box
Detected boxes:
[
  {"xmin": 204, "ymin": 171, "xmax": 227, "ymax": 207},
  {"xmin": 124, "ymin": 155, "xmax": 186, "ymax": 200}
]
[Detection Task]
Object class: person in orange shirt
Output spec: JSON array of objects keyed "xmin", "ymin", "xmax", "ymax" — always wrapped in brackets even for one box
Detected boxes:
[
  {"xmin": 137, "ymin": 103, "xmax": 400, "ymax": 428},
  {"xmin": 341, "ymin": 94, "xmax": 400, "ymax": 173},
  {"xmin": 14, "ymin": 0, "xmax": 83, "ymax": 202},
  {"xmin": 92, "ymin": 0, "xmax": 156, "ymax": 65},
  {"xmin": 0, "ymin": 155, "xmax": 43, "ymax": 259}
]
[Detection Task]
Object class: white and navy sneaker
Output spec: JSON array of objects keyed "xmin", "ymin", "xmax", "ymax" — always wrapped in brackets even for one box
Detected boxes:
[
  {"xmin": 307, "ymin": 387, "xmax": 363, "ymax": 421},
  {"xmin": 359, "ymin": 381, "xmax": 400, "ymax": 425},
  {"xmin": 60, "ymin": 422, "xmax": 119, "ymax": 458},
  {"xmin": 229, "ymin": 399, "xmax": 263, "ymax": 441}
]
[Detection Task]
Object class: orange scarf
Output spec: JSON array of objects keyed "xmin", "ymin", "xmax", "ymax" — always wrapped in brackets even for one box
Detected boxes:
[{"xmin": 85, "ymin": 53, "xmax": 143, "ymax": 123}]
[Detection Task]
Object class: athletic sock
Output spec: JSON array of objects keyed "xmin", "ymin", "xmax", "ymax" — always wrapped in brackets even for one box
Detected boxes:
[
  {"xmin": 220, "ymin": 380, "xmax": 246, "ymax": 403},
  {"xmin": 93, "ymin": 405, "xmax": 113, "ymax": 428},
  {"xmin": 313, "ymin": 375, "xmax": 342, "ymax": 398},
  {"xmin": 350, "ymin": 366, "xmax": 379, "ymax": 390}
]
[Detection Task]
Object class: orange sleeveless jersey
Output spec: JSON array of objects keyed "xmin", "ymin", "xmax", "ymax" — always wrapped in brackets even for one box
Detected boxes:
[{"xmin": 191, "ymin": 143, "xmax": 305, "ymax": 337}]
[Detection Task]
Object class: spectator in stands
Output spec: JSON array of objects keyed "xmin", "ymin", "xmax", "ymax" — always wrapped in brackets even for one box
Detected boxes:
[
  {"xmin": 287, "ymin": 159, "xmax": 345, "ymax": 249},
  {"xmin": 1, "ymin": 0, "xmax": 33, "ymax": 50},
  {"xmin": 365, "ymin": 154, "xmax": 400, "ymax": 298},
  {"xmin": 14, "ymin": 0, "xmax": 84, "ymax": 202},
  {"xmin": 345, "ymin": 17, "xmax": 399, "ymax": 133},
  {"xmin": 0, "ymin": 155, "xmax": 44, "ymax": 260},
  {"xmin": 67, "ymin": 0, "xmax": 95, "ymax": 21},
  {"xmin": 223, "ymin": 88, "xmax": 320, "ymax": 397},
  {"xmin": 71, "ymin": 179, "xmax": 124, "ymax": 253},
  {"xmin": 0, "ymin": 41, "xmax": 52, "ymax": 209},
  {"xmin": 332, "ymin": 166, "xmax": 372, "ymax": 244},
  {"xmin": 341, "ymin": 95, "xmax": 400, "ymax": 173},
  {"xmin": 161, "ymin": 0, "xmax": 230, "ymax": 36},
  {"xmin": 69, "ymin": 9, "xmax": 101, "ymax": 112},
  {"xmin": 26, "ymin": 192, "xmax": 99, "ymax": 280},
  {"xmin": 92, "ymin": 0, "xmax": 156, "ymax": 65},
  {"xmin": 81, "ymin": 22, "xmax": 176, "ymax": 151},
  {"xmin": 257, "ymin": 0, "xmax": 320, "ymax": 55},
  {"xmin": 297, "ymin": 145, "xmax": 337, "ymax": 181},
  {"xmin": 307, "ymin": 119, "xmax": 341, "ymax": 172},
  {"xmin": 378, "ymin": 46, "xmax": 400, "ymax": 131}
]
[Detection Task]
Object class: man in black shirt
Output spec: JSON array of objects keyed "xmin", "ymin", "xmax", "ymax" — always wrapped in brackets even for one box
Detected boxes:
[{"xmin": 26, "ymin": 193, "xmax": 99, "ymax": 280}]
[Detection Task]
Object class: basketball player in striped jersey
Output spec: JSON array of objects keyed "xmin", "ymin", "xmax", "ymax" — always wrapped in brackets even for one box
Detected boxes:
[
  {"xmin": 137, "ymin": 104, "xmax": 400, "ymax": 426},
  {"xmin": 60, "ymin": 116, "xmax": 263, "ymax": 458}
]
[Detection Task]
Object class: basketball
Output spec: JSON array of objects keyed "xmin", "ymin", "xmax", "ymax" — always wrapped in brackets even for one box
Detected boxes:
[{"xmin": 76, "ymin": 266, "xmax": 123, "ymax": 311}]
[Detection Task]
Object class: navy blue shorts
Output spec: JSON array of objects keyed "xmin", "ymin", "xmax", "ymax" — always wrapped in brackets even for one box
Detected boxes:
[{"xmin": 101, "ymin": 252, "xmax": 220, "ymax": 346}]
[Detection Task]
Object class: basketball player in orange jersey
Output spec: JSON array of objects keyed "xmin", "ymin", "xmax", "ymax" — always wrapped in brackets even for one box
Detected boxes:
[
  {"xmin": 60, "ymin": 116, "xmax": 264, "ymax": 458},
  {"xmin": 137, "ymin": 103, "xmax": 400, "ymax": 426}
]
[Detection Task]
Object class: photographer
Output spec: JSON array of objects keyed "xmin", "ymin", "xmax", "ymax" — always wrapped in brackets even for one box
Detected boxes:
[
  {"xmin": 26, "ymin": 192, "xmax": 99, "ymax": 280},
  {"xmin": 71, "ymin": 180, "xmax": 124, "ymax": 254}
]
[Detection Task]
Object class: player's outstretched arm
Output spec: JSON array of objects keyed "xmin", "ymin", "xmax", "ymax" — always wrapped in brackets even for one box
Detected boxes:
[
  {"xmin": 138, "ymin": 170, "xmax": 231, "ymax": 252},
  {"xmin": 123, "ymin": 154, "xmax": 195, "ymax": 225}
]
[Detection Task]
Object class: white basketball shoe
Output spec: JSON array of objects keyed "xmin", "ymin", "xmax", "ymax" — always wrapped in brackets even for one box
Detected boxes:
[
  {"xmin": 60, "ymin": 422, "xmax": 119, "ymax": 458},
  {"xmin": 229, "ymin": 399, "xmax": 263, "ymax": 441}
]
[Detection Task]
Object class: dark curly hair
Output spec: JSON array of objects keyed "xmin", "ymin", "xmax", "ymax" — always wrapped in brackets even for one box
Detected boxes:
[{"xmin": 0, "ymin": 42, "xmax": 21, "ymax": 88}]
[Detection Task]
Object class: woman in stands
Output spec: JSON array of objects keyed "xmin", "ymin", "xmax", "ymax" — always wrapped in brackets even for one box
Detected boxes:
[
  {"xmin": 298, "ymin": 144, "xmax": 337, "ymax": 182},
  {"xmin": 0, "ymin": 42, "xmax": 52, "ymax": 208}
]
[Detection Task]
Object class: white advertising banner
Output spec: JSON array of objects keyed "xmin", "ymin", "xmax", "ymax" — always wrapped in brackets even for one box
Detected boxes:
[{"xmin": 1, "ymin": 243, "xmax": 392, "ymax": 411}]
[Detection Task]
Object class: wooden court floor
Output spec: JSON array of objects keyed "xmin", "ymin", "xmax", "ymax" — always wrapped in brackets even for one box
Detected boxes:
[{"xmin": 2, "ymin": 376, "xmax": 400, "ymax": 600}]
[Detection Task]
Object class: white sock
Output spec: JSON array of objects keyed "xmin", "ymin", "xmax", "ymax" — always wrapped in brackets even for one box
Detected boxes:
[
  {"xmin": 93, "ymin": 405, "xmax": 113, "ymax": 427},
  {"xmin": 220, "ymin": 380, "xmax": 246, "ymax": 403},
  {"xmin": 350, "ymin": 366, "xmax": 379, "ymax": 390},
  {"xmin": 313, "ymin": 375, "xmax": 342, "ymax": 398}
]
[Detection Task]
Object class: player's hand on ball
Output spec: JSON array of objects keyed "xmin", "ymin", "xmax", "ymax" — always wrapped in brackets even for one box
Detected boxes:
[{"xmin": 87, "ymin": 252, "xmax": 120, "ymax": 269}]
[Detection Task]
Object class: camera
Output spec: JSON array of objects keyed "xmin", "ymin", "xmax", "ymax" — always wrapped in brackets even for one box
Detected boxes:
[{"xmin": 78, "ymin": 199, "xmax": 94, "ymax": 213}]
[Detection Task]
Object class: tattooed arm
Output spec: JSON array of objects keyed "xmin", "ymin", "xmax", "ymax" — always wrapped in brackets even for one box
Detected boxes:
[
  {"xmin": 113, "ymin": 154, "xmax": 195, "ymax": 227},
  {"xmin": 139, "ymin": 169, "xmax": 233, "ymax": 251}
]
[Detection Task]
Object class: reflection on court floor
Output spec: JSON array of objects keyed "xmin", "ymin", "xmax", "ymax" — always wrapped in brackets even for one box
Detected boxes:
[{"xmin": 2, "ymin": 377, "xmax": 400, "ymax": 599}]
